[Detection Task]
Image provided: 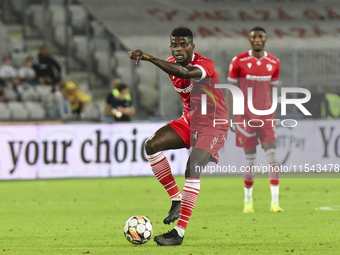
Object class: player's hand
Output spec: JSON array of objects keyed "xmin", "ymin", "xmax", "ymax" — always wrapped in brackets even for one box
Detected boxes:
[
  {"xmin": 129, "ymin": 50, "xmax": 152, "ymax": 64},
  {"xmin": 112, "ymin": 108, "xmax": 122, "ymax": 118}
]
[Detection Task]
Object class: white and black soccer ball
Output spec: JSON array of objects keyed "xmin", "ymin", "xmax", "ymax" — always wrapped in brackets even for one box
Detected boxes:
[{"xmin": 123, "ymin": 215, "xmax": 153, "ymax": 245}]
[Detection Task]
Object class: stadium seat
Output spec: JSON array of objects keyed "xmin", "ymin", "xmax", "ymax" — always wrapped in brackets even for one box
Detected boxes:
[
  {"xmin": 0, "ymin": 24, "xmax": 11, "ymax": 54},
  {"xmin": 91, "ymin": 20, "xmax": 106, "ymax": 37},
  {"xmin": 0, "ymin": 102, "xmax": 11, "ymax": 121},
  {"xmin": 10, "ymin": 37, "xmax": 25, "ymax": 53},
  {"xmin": 41, "ymin": 92, "xmax": 55, "ymax": 111},
  {"xmin": 92, "ymin": 38, "xmax": 112, "ymax": 76},
  {"xmin": 69, "ymin": 5, "xmax": 87, "ymax": 32},
  {"xmin": 25, "ymin": 102, "xmax": 46, "ymax": 120},
  {"xmin": 49, "ymin": 4, "xmax": 73, "ymax": 46},
  {"xmin": 94, "ymin": 51, "xmax": 115, "ymax": 77},
  {"xmin": 8, "ymin": 102, "xmax": 29, "ymax": 120},
  {"xmin": 50, "ymin": 5, "xmax": 66, "ymax": 25},
  {"xmin": 17, "ymin": 84, "xmax": 39, "ymax": 102},
  {"xmin": 115, "ymin": 51, "xmax": 133, "ymax": 85},
  {"xmin": 29, "ymin": 4, "xmax": 49, "ymax": 31},
  {"xmin": 9, "ymin": 0, "xmax": 25, "ymax": 14},
  {"xmin": 53, "ymin": 24, "xmax": 73, "ymax": 45},
  {"xmin": 134, "ymin": 63, "xmax": 158, "ymax": 113},
  {"xmin": 74, "ymin": 35, "xmax": 95, "ymax": 61},
  {"xmin": 93, "ymin": 38, "xmax": 110, "ymax": 52},
  {"xmin": 36, "ymin": 86, "xmax": 53, "ymax": 101},
  {"xmin": 77, "ymin": 83, "xmax": 91, "ymax": 95},
  {"xmin": 158, "ymin": 80, "xmax": 182, "ymax": 118},
  {"xmin": 96, "ymin": 100, "xmax": 106, "ymax": 118},
  {"xmin": 11, "ymin": 52, "xmax": 27, "ymax": 68},
  {"xmin": 82, "ymin": 100, "xmax": 100, "ymax": 120},
  {"xmin": 4, "ymin": 88, "xmax": 20, "ymax": 102},
  {"xmin": 138, "ymin": 83, "xmax": 158, "ymax": 113}
]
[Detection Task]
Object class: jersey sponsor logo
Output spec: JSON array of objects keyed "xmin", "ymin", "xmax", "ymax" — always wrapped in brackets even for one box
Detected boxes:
[
  {"xmin": 267, "ymin": 64, "xmax": 272, "ymax": 71},
  {"xmin": 246, "ymin": 74, "xmax": 272, "ymax": 81},
  {"xmin": 264, "ymin": 56, "xmax": 277, "ymax": 64},
  {"xmin": 247, "ymin": 63, "xmax": 252, "ymax": 69},
  {"xmin": 240, "ymin": 56, "xmax": 253, "ymax": 61},
  {"xmin": 174, "ymin": 83, "xmax": 193, "ymax": 93},
  {"xmin": 256, "ymin": 60, "xmax": 261, "ymax": 66}
]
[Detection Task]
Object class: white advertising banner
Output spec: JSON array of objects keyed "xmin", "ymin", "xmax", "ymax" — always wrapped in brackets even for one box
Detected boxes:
[
  {"xmin": 0, "ymin": 123, "xmax": 188, "ymax": 180},
  {"xmin": 215, "ymin": 120, "xmax": 340, "ymax": 173},
  {"xmin": 0, "ymin": 120, "xmax": 339, "ymax": 180}
]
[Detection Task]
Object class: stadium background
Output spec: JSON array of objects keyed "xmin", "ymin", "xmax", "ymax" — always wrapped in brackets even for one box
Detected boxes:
[
  {"xmin": 0, "ymin": 1, "xmax": 340, "ymax": 254},
  {"xmin": 0, "ymin": 0, "xmax": 339, "ymax": 179}
]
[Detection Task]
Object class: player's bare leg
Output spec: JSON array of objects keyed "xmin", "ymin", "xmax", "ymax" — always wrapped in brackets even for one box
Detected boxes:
[
  {"xmin": 154, "ymin": 148, "xmax": 211, "ymax": 246},
  {"xmin": 262, "ymin": 141, "xmax": 283, "ymax": 212},
  {"xmin": 243, "ymin": 148, "xmax": 256, "ymax": 213},
  {"xmin": 145, "ymin": 124, "xmax": 186, "ymax": 224}
]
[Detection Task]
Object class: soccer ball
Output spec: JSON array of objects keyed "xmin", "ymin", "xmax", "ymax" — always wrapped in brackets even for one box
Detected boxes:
[{"xmin": 123, "ymin": 215, "xmax": 153, "ymax": 244}]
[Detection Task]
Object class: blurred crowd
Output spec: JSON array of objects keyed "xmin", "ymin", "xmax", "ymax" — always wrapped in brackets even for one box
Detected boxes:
[
  {"xmin": 1, "ymin": 45, "xmax": 339, "ymax": 122},
  {"xmin": 0, "ymin": 45, "xmax": 61, "ymax": 101},
  {"xmin": 0, "ymin": 45, "xmax": 135, "ymax": 122},
  {"xmin": 0, "ymin": 45, "xmax": 93, "ymax": 120}
]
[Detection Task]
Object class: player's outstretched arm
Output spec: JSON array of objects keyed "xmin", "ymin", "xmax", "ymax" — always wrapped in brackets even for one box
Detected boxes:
[{"xmin": 129, "ymin": 50, "xmax": 202, "ymax": 79}]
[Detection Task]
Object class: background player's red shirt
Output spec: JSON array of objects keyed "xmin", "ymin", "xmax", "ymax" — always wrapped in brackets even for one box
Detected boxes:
[
  {"xmin": 228, "ymin": 50, "xmax": 280, "ymax": 120},
  {"xmin": 167, "ymin": 53, "xmax": 228, "ymax": 132}
]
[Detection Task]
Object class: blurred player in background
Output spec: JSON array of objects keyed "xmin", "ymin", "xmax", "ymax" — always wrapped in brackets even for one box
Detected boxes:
[
  {"xmin": 227, "ymin": 27, "xmax": 283, "ymax": 213},
  {"xmin": 130, "ymin": 27, "xmax": 228, "ymax": 246}
]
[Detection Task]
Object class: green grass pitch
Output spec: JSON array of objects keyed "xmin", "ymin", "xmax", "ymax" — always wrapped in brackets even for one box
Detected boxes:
[{"xmin": 0, "ymin": 176, "xmax": 339, "ymax": 254}]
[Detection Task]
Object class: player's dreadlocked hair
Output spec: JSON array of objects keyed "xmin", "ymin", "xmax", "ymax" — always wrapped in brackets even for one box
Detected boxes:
[
  {"xmin": 171, "ymin": 27, "xmax": 193, "ymax": 43},
  {"xmin": 250, "ymin": 26, "xmax": 266, "ymax": 34}
]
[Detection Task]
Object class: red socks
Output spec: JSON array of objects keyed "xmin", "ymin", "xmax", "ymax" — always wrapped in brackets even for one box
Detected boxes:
[
  {"xmin": 147, "ymin": 152, "xmax": 181, "ymax": 199},
  {"xmin": 176, "ymin": 178, "xmax": 200, "ymax": 230}
]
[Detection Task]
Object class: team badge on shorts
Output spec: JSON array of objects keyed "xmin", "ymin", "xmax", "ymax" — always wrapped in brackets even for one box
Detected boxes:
[{"xmin": 210, "ymin": 136, "xmax": 218, "ymax": 149}]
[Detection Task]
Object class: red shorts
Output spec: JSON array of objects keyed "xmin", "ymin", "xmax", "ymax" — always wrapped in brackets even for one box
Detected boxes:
[
  {"xmin": 235, "ymin": 119, "xmax": 276, "ymax": 150},
  {"xmin": 168, "ymin": 115, "xmax": 227, "ymax": 163}
]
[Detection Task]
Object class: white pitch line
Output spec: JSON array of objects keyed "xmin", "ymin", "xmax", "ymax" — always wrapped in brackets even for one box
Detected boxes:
[{"xmin": 315, "ymin": 206, "xmax": 340, "ymax": 211}]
